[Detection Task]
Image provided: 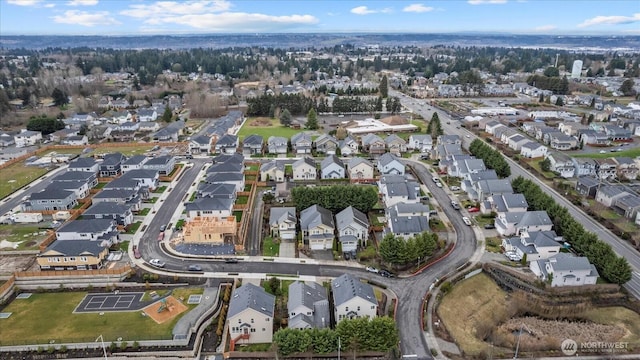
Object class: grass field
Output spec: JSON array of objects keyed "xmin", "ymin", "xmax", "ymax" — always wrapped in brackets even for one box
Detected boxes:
[
  {"xmin": 574, "ymin": 147, "xmax": 640, "ymax": 159},
  {"xmin": 0, "ymin": 289, "xmax": 203, "ymax": 345},
  {"xmin": 237, "ymin": 117, "xmax": 304, "ymax": 140},
  {"xmin": 93, "ymin": 144, "xmax": 156, "ymax": 156},
  {"xmin": 437, "ymin": 273, "xmax": 508, "ymax": 356},
  {"xmin": 263, "ymin": 236, "xmax": 280, "ymax": 257},
  {"xmin": 0, "ymin": 163, "xmax": 49, "ymax": 199},
  {"xmin": 0, "ymin": 224, "xmax": 48, "ymax": 250}
]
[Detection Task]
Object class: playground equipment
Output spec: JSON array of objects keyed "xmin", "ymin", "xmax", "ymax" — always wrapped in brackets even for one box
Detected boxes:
[{"xmin": 157, "ymin": 298, "xmax": 173, "ymax": 313}]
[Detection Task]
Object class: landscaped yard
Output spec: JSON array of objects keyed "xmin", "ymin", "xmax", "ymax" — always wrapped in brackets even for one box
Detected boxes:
[
  {"xmin": 0, "ymin": 163, "xmax": 49, "ymax": 199},
  {"xmin": 153, "ymin": 186, "xmax": 168, "ymax": 193},
  {"xmin": 233, "ymin": 211, "xmax": 243, "ymax": 222},
  {"xmin": 236, "ymin": 196, "xmax": 249, "ymax": 205},
  {"xmin": 484, "ymin": 237, "xmax": 502, "ymax": 253},
  {"xmin": 236, "ymin": 117, "xmax": 304, "ymax": 140},
  {"xmin": 137, "ymin": 208, "xmax": 151, "ymax": 216},
  {"xmin": 0, "ymin": 224, "xmax": 49, "ymax": 250},
  {"xmin": 524, "ymin": 158, "xmax": 556, "ymax": 179},
  {"xmin": 262, "ymin": 236, "xmax": 280, "ymax": 257},
  {"xmin": 125, "ymin": 222, "xmax": 142, "ymax": 234}
]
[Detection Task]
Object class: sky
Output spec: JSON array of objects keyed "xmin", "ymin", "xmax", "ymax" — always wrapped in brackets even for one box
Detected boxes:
[{"xmin": 1, "ymin": 0, "xmax": 639, "ymax": 36}]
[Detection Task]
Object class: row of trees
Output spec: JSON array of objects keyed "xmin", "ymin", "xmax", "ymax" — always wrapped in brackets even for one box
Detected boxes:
[
  {"xmin": 468, "ymin": 139, "xmax": 511, "ymax": 178},
  {"xmin": 247, "ymin": 93, "xmax": 316, "ymax": 117},
  {"xmin": 26, "ymin": 115, "xmax": 65, "ymax": 135},
  {"xmin": 526, "ymin": 74, "xmax": 570, "ymax": 95},
  {"xmin": 425, "ymin": 112, "xmax": 443, "ymax": 140},
  {"xmin": 273, "ymin": 317, "xmax": 398, "ymax": 356},
  {"xmin": 379, "ymin": 232, "xmax": 439, "ymax": 267},
  {"xmin": 291, "ymin": 185, "xmax": 378, "ymax": 214},
  {"xmin": 511, "ymin": 177, "xmax": 632, "ymax": 285}
]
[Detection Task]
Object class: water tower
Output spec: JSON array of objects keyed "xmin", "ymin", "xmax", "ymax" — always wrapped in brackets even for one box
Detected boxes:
[{"xmin": 571, "ymin": 60, "xmax": 583, "ymax": 79}]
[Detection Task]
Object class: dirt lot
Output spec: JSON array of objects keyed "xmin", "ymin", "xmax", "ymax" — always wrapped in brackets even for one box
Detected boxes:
[{"xmin": 0, "ymin": 255, "xmax": 37, "ymax": 275}]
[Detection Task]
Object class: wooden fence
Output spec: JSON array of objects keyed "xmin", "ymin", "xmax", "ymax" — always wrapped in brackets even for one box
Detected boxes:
[{"xmin": 15, "ymin": 264, "xmax": 132, "ymax": 278}]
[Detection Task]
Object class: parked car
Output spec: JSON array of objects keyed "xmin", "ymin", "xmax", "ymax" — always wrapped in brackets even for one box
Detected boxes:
[
  {"xmin": 366, "ymin": 266, "xmax": 379, "ymax": 274},
  {"xmin": 133, "ymin": 246, "xmax": 141, "ymax": 259},
  {"xmin": 436, "ymin": 182, "xmax": 443, "ymax": 188},
  {"xmin": 149, "ymin": 258, "xmax": 165, "ymax": 268},
  {"xmin": 462, "ymin": 217, "xmax": 472, "ymax": 226},
  {"xmin": 379, "ymin": 270, "xmax": 394, "ymax": 278},
  {"xmin": 450, "ymin": 186, "xmax": 461, "ymax": 191},
  {"xmin": 468, "ymin": 207, "xmax": 480, "ymax": 213},
  {"xmin": 484, "ymin": 223, "xmax": 496, "ymax": 229},
  {"xmin": 224, "ymin": 258, "xmax": 239, "ymax": 264},
  {"xmin": 188, "ymin": 264, "xmax": 202, "ymax": 271},
  {"xmin": 159, "ymin": 224, "xmax": 167, "ymax": 232}
]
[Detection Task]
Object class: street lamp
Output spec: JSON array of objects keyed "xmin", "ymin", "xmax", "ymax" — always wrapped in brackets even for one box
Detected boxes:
[{"xmin": 95, "ymin": 334, "xmax": 107, "ymax": 359}]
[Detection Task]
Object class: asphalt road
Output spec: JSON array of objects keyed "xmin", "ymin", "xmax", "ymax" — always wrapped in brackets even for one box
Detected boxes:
[{"xmin": 394, "ymin": 89, "xmax": 640, "ymax": 299}]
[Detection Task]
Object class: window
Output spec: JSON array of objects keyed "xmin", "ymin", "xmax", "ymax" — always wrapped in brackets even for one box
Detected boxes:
[
  {"xmin": 266, "ymin": 318, "xmax": 270, "ymax": 322},
  {"xmin": 251, "ymin": 319, "xmax": 254, "ymax": 324},
  {"xmin": 345, "ymin": 307, "xmax": 348, "ymax": 311},
  {"xmin": 371, "ymin": 306, "xmax": 375, "ymax": 309},
  {"xmin": 251, "ymin": 328, "xmax": 256, "ymax": 333},
  {"xmin": 80, "ymin": 257, "xmax": 87, "ymax": 262},
  {"xmin": 262, "ymin": 328, "xmax": 265, "ymax": 332},
  {"xmin": 357, "ymin": 306, "xmax": 360, "ymax": 311},
  {"xmin": 238, "ymin": 319, "xmax": 241, "ymax": 323}
]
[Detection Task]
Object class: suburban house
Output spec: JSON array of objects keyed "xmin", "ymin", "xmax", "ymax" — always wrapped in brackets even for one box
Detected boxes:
[
  {"xmin": 502, "ymin": 230, "xmax": 561, "ymax": 262},
  {"xmin": 437, "ymin": 134, "xmax": 462, "ymax": 145},
  {"xmin": 138, "ymin": 121, "xmax": 161, "ymax": 133},
  {"xmin": 196, "ymin": 183, "xmax": 237, "ymax": 200},
  {"xmin": 384, "ymin": 134, "xmax": 407, "ymax": 155},
  {"xmin": 55, "ymin": 219, "xmax": 120, "ymax": 247},
  {"xmin": 292, "ymin": 157, "xmax": 317, "ymax": 181},
  {"xmin": 468, "ymin": 179, "xmax": 513, "ymax": 201},
  {"xmin": 385, "ymin": 203, "xmax": 430, "ymax": 240},
  {"xmin": 99, "ymin": 152, "xmax": 125, "ymax": 177},
  {"xmin": 142, "ymin": 155, "xmax": 176, "ymax": 176},
  {"xmin": 613, "ymin": 157, "xmax": 639, "ymax": 181},
  {"xmin": 0, "ymin": 131, "xmax": 15, "ymax": 147},
  {"xmin": 506, "ymin": 134, "xmax": 529, "ymax": 151},
  {"xmin": 300, "ymin": 204, "xmax": 335, "ymax": 250},
  {"xmin": 377, "ymin": 153, "xmax": 405, "ymax": 175},
  {"xmin": 136, "ymin": 108, "xmax": 158, "ymax": 122},
  {"xmin": 434, "ymin": 143, "xmax": 463, "ymax": 161},
  {"xmin": 185, "ymin": 197, "xmax": 234, "ymax": 219},
  {"xmin": 481, "ymin": 193, "xmax": 529, "ymax": 215},
  {"xmin": 549, "ymin": 133, "xmax": 578, "ymax": 150},
  {"xmin": 68, "ymin": 157, "xmax": 99, "ymax": 174},
  {"xmin": 595, "ymin": 185, "xmax": 629, "ymax": 207},
  {"xmin": 361, "ymin": 133, "xmax": 386, "ymax": 155},
  {"xmin": 215, "ymin": 134, "xmax": 239, "ymax": 154},
  {"xmin": 339, "ymin": 136, "xmax": 359, "ymax": 156},
  {"xmin": 573, "ymin": 158, "xmax": 597, "ymax": 177},
  {"xmin": 227, "ymin": 283, "xmax": 276, "ymax": 347},
  {"xmin": 575, "ymin": 176, "xmax": 599, "ymax": 198},
  {"xmin": 242, "ymin": 134, "xmax": 264, "ymax": 155},
  {"xmin": 121, "ymin": 155, "xmax": 149, "ymax": 173},
  {"xmin": 336, "ymin": 206, "xmax": 369, "ymax": 253},
  {"xmin": 120, "ymin": 169, "xmax": 160, "ymax": 191},
  {"xmin": 83, "ymin": 202, "xmax": 134, "ymax": 227},
  {"xmin": 331, "ymin": 274, "xmax": 378, "ymax": 323},
  {"xmin": 291, "ymin": 133, "xmax": 313, "ymax": 154},
  {"xmin": 595, "ymin": 158, "xmax": 618, "ymax": 180},
  {"xmin": 267, "ymin": 136, "xmax": 288, "ymax": 155},
  {"xmin": 153, "ymin": 120, "xmax": 184, "ymax": 142},
  {"xmin": 269, "ymin": 207, "xmax": 297, "ymax": 241},
  {"xmin": 320, "ymin": 155, "xmax": 345, "ymax": 179},
  {"xmin": 61, "ymin": 135, "xmax": 89, "ymax": 146},
  {"xmin": 287, "ymin": 281, "xmax": 330, "ymax": 329},
  {"xmin": 408, "ymin": 134, "xmax": 433, "ymax": 152},
  {"xmin": 485, "ymin": 122, "xmax": 506, "ymax": 135},
  {"xmin": 260, "ymin": 161, "xmax": 285, "ymax": 182},
  {"xmin": 530, "ymin": 253, "xmax": 599, "ymax": 287},
  {"xmin": 546, "ymin": 152, "xmax": 575, "ymax": 178},
  {"xmin": 92, "ymin": 189, "xmax": 142, "ymax": 212},
  {"xmin": 190, "ymin": 135, "xmax": 213, "ymax": 154},
  {"xmin": 22, "ymin": 188, "xmax": 78, "ymax": 212},
  {"xmin": 379, "ymin": 175, "xmax": 420, "ymax": 208},
  {"xmin": 204, "ymin": 172, "xmax": 245, "ymax": 192},
  {"xmin": 613, "ymin": 194, "xmax": 640, "ymax": 220},
  {"xmin": 14, "ymin": 130, "xmax": 42, "ymax": 147},
  {"xmin": 495, "ymin": 210, "xmax": 554, "ymax": 237},
  {"xmin": 50, "ymin": 171, "xmax": 97, "ymax": 199},
  {"xmin": 37, "ymin": 240, "xmax": 109, "ymax": 271},
  {"xmin": 347, "ymin": 157, "xmax": 375, "ymax": 182},
  {"xmin": 314, "ymin": 134, "xmax": 339, "ymax": 155}
]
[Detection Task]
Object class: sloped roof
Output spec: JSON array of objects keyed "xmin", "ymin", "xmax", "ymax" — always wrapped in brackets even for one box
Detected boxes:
[
  {"xmin": 57, "ymin": 219, "xmax": 114, "ymax": 233},
  {"xmin": 269, "ymin": 207, "xmax": 297, "ymax": 227},
  {"xmin": 331, "ymin": 274, "xmax": 377, "ymax": 306},
  {"xmin": 335, "ymin": 206, "xmax": 369, "ymax": 232},
  {"xmin": 300, "ymin": 205, "xmax": 334, "ymax": 230},
  {"xmin": 228, "ymin": 283, "xmax": 276, "ymax": 318},
  {"xmin": 84, "ymin": 202, "xmax": 130, "ymax": 216},
  {"xmin": 185, "ymin": 197, "xmax": 234, "ymax": 212},
  {"xmin": 42, "ymin": 240, "xmax": 106, "ymax": 257}
]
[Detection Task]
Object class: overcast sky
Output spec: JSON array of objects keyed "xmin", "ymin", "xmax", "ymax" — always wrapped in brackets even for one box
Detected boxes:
[{"xmin": 1, "ymin": 0, "xmax": 639, "ymax": 35}]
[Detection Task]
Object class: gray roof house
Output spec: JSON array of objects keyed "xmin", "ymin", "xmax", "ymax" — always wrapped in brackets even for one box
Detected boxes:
[
  {"xmin": 291, "ymin": 133, "xmax": 312, "ymax": 154},
  {"xmin": 92, "ymin": 188, "xmax": 142, "ymax": 212},
  {"xmin": 68, "ymin": 157, "xmax": 99, "ymax": 173},
  {"xmin": 153, "ymin": 120, "xmax": 184, "ymax": 142},
  {"xmin": 142, "ymin": 155, "xmax": 176, "ymax": 175},
  {"xmin": 331, "ymin": 274, "xmax": 378, "ymax": 322},
  {"xmin": 437, "ymin": 134, "xmax": 462, "ymax": 145},
  {"xmin": 185, "ymin": 197, "xmax": 234, "ymax": 219},
  {"xmin": 320, "ymin": 155, "xmax": 345, "ymax": 179},
  {"xmin": 339, "ymin": 135, "xmax": 359, "ymax": 156},
  {"xmin": 267, "ymin": 136, "xmax": 288, "ymax": 154},
  {"xmin": 227, "ymin": 283, "xmax": 276, "ymax": 345},
  {"xmin": 121, "ymin": 155, "xmax": 148, "ymax": 173},
  {"xmin": 189, "ymin": 135, "xmax": 212, "ymax": 154},
  {"xmin": 502, "ymin": 229, "xmax": 561, "ymax": 262},
  {"xmin": 469, "ymin": 179, "xmax": 513, "ymax": 201},
  {"xmin": 613, "ymin": 194, "xmax": 640, "ymax": 220},
  {"xmin": 379, "ymin": 175, "xmax": 420, "ymax": 208},
  {"xmin": 530, "ymin": 253, "xmax": 599, "ymax": 287},
  {"xmin": 495, "ymin": 210, "xmax": 553, "ymax": 237},
  {"xmin": 260, "ymin": 160, "xmax": 285, "ymax": 182},
  {"xmin": 575, "ymin": 176, "xmax": 599, "ymax": 198},
  {"xmin": 595, "ymin": 185, "xmax": 629, "ymax": 207},
  {"xmin": 408, "ymin": 134, "xmax": 433, "ymax": 152},
  {"xmin": 269, "ymin": 207, "xmax": 297, "ymax": 241},
  {"xmin": 204, "ymin": 172, "xmax": 245, "ymax": 192},
  {"xmin": 347, "ymin": 157, "xmax": 375, "ymax": 182},
  {"xmin": 292, "ymin": 157, "xmax": 317, "ymax": 181},
  {"xmin": 99, "ymin": 152, "xmax": 125, "ymax": 177},
  {"xmin": 38, "ymin": 240, "xmax": 108, "ymax": 271},
  {"xmin": 215, "ymin": 134, "xmax": 239, "ymax": 154},
  {"xmin": 483, "ymin": 193, "xmax": 528, "ymax": 215},
  {"xmin": 361, "ymin": 134, "xmax": 386, "ymax": 155},
  {"xmin": 385, "ymin": 203, "xmax": 430, "ymax": 240},
  {"xmin": 83, "ymin": 202, "xmax": 134, "ymax": 226},
  {"xmin": 300, "ymin": 205, "xmax": 335, "ymax": 250},
  {"xmin": 22, "ymin": 187, "xmax": 78, "ymax": 212},
  {"xmin": 242, "ymin": 134, "xmax": 264, "ymax": 155},
  {"xmin": 377, "ymin": 153, "xmax": 405, "ymax": 175},
  {"xmin": 314, "ymin": 134, "xmax": 339, "ymax": 155},
  {"xmin": 384, "ymin": 134, "xmax": 407, "ymax": 155},
  {"xmin": 336, "ymin": 206, "xmax": 369, "ymax": 253},
  {"xmin": 196, "ymin": 183, "xmax": 237, "ymax": 200},
  {"xmin": 287, "ymin": 281, "xmax": 330, "ymax": 329},
  {"xmin": 55, "ymin": 219, "xmax": 120, "ymax": 247}
]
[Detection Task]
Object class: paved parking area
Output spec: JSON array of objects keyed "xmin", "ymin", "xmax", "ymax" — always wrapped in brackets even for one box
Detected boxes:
[{"xmin": 74, "ymin": 292, "xmax": 147, "ymax": 313}]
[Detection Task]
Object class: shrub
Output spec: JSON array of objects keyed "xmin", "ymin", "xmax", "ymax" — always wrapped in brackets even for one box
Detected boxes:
[
  {"xmin": 47, "ymin": 346, "xmax": 56, "ymax": 354},
  {"xmin": 120, "ymin": 341, "xmax": 128, "ymax": 350}
]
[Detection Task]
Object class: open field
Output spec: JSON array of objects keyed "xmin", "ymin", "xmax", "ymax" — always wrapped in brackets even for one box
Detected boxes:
[
  {"xmin": 437, "ymin": 273, "xmax": 509, "ymax": 356},
  {"xmin": 92, "ymin": 144, "xmax": 157, "ymax": 156},
  {"xmin": 0, "ymin": 289, "xmax": 202, "ymax": 345},
  {"xmin": 574, "ymin": 147, "xmax": 640, "ymax": 159},
  {"xmin": 583, "ymin": 307, "xmax": 640, "ymax": 344},
  {"xmin": 0, "ymin": 224, "xmax": 49, "ymax": 250},
  {"xmin": 0, "ymin": 163, "xmax": 49, "ymax": 199},
  {"xmin": 237, "ymin": 117, "xmax": 304, "ymax": 140}
]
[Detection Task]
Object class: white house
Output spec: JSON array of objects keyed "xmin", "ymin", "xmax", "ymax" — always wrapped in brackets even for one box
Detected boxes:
[
  {"xmin": 269, "ymin": 207, "xmax": 297, "ymax": 241},
  {"xmin": 14, "ymin": 130, "xmax": 42, "ymax": 147},
  {"xmin": 408, "ymin": 134, "xmax": 433, "ymax": 152},
  {"xmin": 300, "ymin": 205, "xmax": 334, "ymax": 250},
  {"xmin": 530, "ymin": 253, "xmax": 599, "ymax": 287},
  {"xmin": 287, "ymin": 281, "xmax": 330, "ymax": 329},
  {"xmin": 227, "ymin": 283, "xmax": 276, "ymax": 347},
  {"xmin": 331, "ymin": 274, "xmax": 378, "ymax": 323},
  {"xmin": 377, "ymin": 153, "xmax": 405, "ymax": 175},
  {"xmin": 502, "ymin": 230, "xmax": 561, "ymax": 262},
  {"xmin": 520, "ymin": 141, "xmax": 548, "ymax": 159},
  {"xmin": 320, "ymin": 155, "xmax": 345, "ymax": 179},
  {"xmin": 292, "ymin": 157, "xmax": 317, "ymax": 181},
  {"xmin": 260, "ymin": 160, "xmax": 285, "ymax": 182},
  {"xmin": 335, "ymin": 206, "xmax": 369, "ymax": 252},
  {"xmin": 347, "ymin": 157, "xmax": 374, "ymax": 182}
]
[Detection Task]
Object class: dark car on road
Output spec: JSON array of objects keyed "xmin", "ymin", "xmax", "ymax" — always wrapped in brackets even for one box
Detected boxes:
[
  {"xmin": 484, "ymin": 224, "xmax": 496, "ymax": 229},
  {"xmin": 379, "ymin": 270, "xmax": 394, "ymax": 278},
  {"xmin": 224, "ymin": 258, "xmax": 239, "ymax": 264},
  {"xmin": 188, "ymin": 264, "xmax": 202, "ymax": 271}
]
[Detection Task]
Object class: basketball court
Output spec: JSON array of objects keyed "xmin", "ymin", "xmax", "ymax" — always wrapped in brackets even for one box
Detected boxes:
[{"xmin": 74, "ymin": 292, "xmax": 146, "ymax": 313}]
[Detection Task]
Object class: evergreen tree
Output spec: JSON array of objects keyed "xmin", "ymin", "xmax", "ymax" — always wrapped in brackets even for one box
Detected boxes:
[
  {"xmin": 379, "ymin": 75, "xmax": 388, "ymax": 98},
  {"xmin": 51, "ymin": 88, "xmax": 68, "ymax": 107},
  {"xmin": 280, "ymin": 109, "xmax": 292, "ymax": 126},
  {"xmin": 306, "ymin": 108, "xmax": 318, "ymax": 130},
  {"xmin": 555, "ymin": 97, "xmax": 564, "ymax": 106},
  {"xmin": 162, "ymin": 106, "xmax": 173, "ymax": 122}
]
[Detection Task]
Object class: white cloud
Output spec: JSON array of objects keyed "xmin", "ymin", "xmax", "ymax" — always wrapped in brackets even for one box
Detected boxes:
[
  {"xmin": 143, "ymin": 12, "xmax": 318, "ymax": 30},
  {"xmin": 403, "ymin": 4, "xmax": 434, "ymax": 13},
  {"xmin": 534, "ymin": 25, "xmax": 557, "ymax": 32},
  {"xmin": 468, "ymin": 0, "xmax": 507, "ymax": 4},
  {"xmin": 67, "ymin": 0, "xmax": 99, "ymax": 6},
  {"xmin": 578, "ymin": 13, "xmax": 640, "ymax": 27},
  {"xmin": 44, "ymin": 3, "xmax": 55, "ymax": 7},
  {"xmin": 351, "ymin": 5, "xmax": 392, "ymax": 15},
  {"xmin": 7, "ymin": 0, "xmax": 43, "ymax": 6},
  {"xmin": 52, "ymin": 10, "xmax": 121, "ymax": 27},
  {"xmin": 121, "ymin": 0, "xmax": 232, "ymax": 18}
]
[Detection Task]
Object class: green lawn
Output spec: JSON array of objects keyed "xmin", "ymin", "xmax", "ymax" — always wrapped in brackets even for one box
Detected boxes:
[
  {"xmin": 485, "ymin": 237, "xmax": 502, "ymax": 253},
  {"xmin": 153, "ymin": 186, "xmax": 167, "ymax": 193},
  {"xmin": 0, "ymin": 164, "xmax": 49, "ymax": 199},
  {"xmin": 263, "ymin": 236, "xmax": 279, "ymax": 257},
  {"xmin": 233, "ymin": 211, "xmax": 243, "ymax": 222},
  {"xmin": 524, "ymin": 159, "xmax": 556, "ymax": 179},
  {"xmin": 93, "ymin": 145, "xmax": 156, "ymax": 157},
  {"xmin": 237, "ymin": 118, "xmax": 304, "ymax": 140},
  {"xmin": 175, "ymin": 219, "xmax": 185, "ymax": 230},
  {"xmin": 236, "ymin": 196, "xmax": 249, "ymax": 205},
  {"xmin": 125, "ymin": 221, "xmax": 142, "ymax": 234},
  {"xmin": 95, "ymin": 182, "xmax": 107, "ymax": 189},
  {"xmin": 137, "ymin": 208, "xmax": 151, "ymax": 216},
  {"xmin": 0, "ymin": 224, "xmax": 48, "ymax": 250},
  {"xmin": 574, "ymin": 147, "xmax": 640, "ymax": 159}
]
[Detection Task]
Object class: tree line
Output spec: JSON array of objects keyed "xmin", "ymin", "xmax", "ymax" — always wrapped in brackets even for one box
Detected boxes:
[
  {"xmin": 511, "ymin": 177, "xmax": 632, "ymax": 285},
  {"xmin": 291, "ymin": 185, "xmax": 378, "ymax": 214},
  {"xmin": 468, "ymin": 139, "xmax": 511, "ymax": 178},
  {"xmin": 379, "ymin": 232, "xmax": 439, "ymax": 267},
  {"xmin": 273, "ymin": 317, "xmax": 398, "ymax": 356}
]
